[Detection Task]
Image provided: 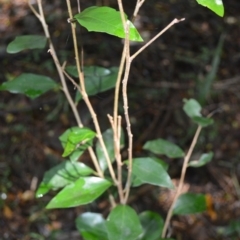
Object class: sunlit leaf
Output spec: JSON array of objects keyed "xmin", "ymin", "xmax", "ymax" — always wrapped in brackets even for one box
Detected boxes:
[
  {"xmin": 196, "ymin": 0, "xmax": 224, "ymax": 17},
  {"xmin": 173, "ymin": 193, "xmax": 207, "ymax": 215},
  {"xmin": 7, "ymin": 35, "xmax": 47, "ymax": 53},
  {"xmin": 59, "ymin": 127, "xmax": 96, "ymax": 157},
  {"xmin": 143, "ymin": 139, "xmax": 184, "ymax": 158},
  {"xmin": 46, "ymin": 177, "xmax": 112, "ymax": 209},
  {"xmin": 0, "ymin": 73, "xmax": 58, "ymax": 99},
  {"xmin": 106, "ymin": 205, "xmax": 143, "ymax": 240},
  {"xmin": 74, "ymin": 6, "xmax": 143, "ymax": 41}
]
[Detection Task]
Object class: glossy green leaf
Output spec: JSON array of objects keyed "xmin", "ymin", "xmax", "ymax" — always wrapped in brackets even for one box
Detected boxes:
[
  {"xmin": 59, "ymin": 127, "xmax": 96, "ymax": 157},
  {"xmin": 69, "ymin": 148, "xmax": 85, "ymax": 162},
  {"xmin": 106, "ymin": 205, "xmax": 143, "ymax": 240},
  {"xmin": 7, "ymin": 35, "xmax": 47, "ymax": 53},
  {"xmin": 130, "ymin": 157, "xmax": 174, "ymax": 189},
  {"xmin": 196, "ymin": 0, "xmax": 224, "ymax": 17},
  {"xmin": 60, "ymin": 127, "xmax": 92, "ymax": 161},
  {"xmin": 46, "ymin": 177, "xmax": 112, "ymax": 209},
  {"xmin": 75, "ymin": 212, "xmax": 108, "ymax": 240},
  {"xmin": 137, "ymin": 211, "xmax": 164, "ymax": 240},
  {"xmin": 188, "ymin": 152, "xmax": 213, "ymax": 167},
  {"xmin": 143, "ymin": 139, "xmax": 184, "ymax": 158},
  {"xmin": 0, "ymin": 73, "xmax": 58, "ymax": 99},
  {"xmin": 173, "ymin": 193, "xmax": 207, "ymax": 215},
  {"xmin": 74, "ymin": 6, "xmax": 143, "ymax": 41},
  {"xmin": 66, "ymin": 66, "xmax": 118, "ymax": 102},
  {"xmin": 59, "ymin": 126, "xmax": 80, "ymax": 147},
  {"xmin": 96, "ymin": 128, "xmax": 124, "ymax": 172},
  {"xmin": 36, "ymin": 161, "xmax": 94, "ymax": 198},
  {"xmin": 131, "ymin": 158, "xmax": 168, "ymax": 187}
]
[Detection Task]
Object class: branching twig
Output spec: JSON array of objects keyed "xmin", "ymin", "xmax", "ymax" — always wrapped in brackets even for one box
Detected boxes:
[
  {"xmin": 131, "ymin": 18, "xmax": 185, "ymax": 60},
  {"xmin": 29, "ymin": 0, "xmax": 104, "ymax": 180},
  {"xmin": 133, "ymin": 0, "xmax": 145, "ymax": 20},
  {"xmin": 108, "ymin": 114, "xmax": 124, "ymax": 203},
  {"xmin": 161, "ymin": 125, "xmax": 202, "ymax": 238},
  {"xmin": 28, "ymin": 0, "xmax": 83, "ymax": 128},
  {"xmin": 66, "ymin": 0, "xmax": 118, "ymax": 185}
]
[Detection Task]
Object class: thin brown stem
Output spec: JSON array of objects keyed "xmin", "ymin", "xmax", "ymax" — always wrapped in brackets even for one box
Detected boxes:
[
  {"xmin": 66, "ymin": 0, "xmax": 118, "ymax": 185},
  {"xmin": 113, "ymin": 44, "xmax": 126, "ymax": 131},
  {"xmin": 133, "ymin": 0, "xmax": 145, "ymax": 19},
  {"xmin": 108, "ymin": 114, "xmax": 124, "ymax": 203},
  {"xmin": 161, "ymin": 125, "xmax": 202, "ymax": 238},
  {"xmin": 131, "ymin": 18, "xmax": 185, "ymax": 61},
  {"xmin": 28, "ymin": 0, "xmax": 83, "ymax": 128}
]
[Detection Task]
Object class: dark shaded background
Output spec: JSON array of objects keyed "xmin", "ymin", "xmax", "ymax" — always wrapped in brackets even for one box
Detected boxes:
[{"xmin": 1, "ymin": 0, "xmax": 240, "ymax": 239}]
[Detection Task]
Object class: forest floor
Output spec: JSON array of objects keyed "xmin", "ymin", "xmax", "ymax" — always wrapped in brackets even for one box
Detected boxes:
[{"xmin": 1, "ymin": 0, "xmax": 240, "ymax": 239}]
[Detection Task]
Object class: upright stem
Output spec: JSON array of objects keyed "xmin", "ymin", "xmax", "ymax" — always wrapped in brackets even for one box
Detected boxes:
[
  {"xmin": 66, "ymin": 0, "xmax": 118, "ymax": 185},
  {"xmin": 29, "ymin": 0, "xmax": 103, "ymax": 179},
  {"xmin": 28, "ymin": 0, "xmax": 83, "ymax": 128},
  {"xmin": 161, "ymin": 125, "xmax": 202, "ymax": 238},
  {"xmin": 116, "ymin": 0, "xmax": 134, "ymax": 204}
]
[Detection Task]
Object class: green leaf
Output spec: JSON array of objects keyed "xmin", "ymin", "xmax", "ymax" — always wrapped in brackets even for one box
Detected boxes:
[
  {"xmin": 188, "ymin": 152, "xmax": 213, "ymax": 167},
  {"xmin": 217, "ymin": 219, "xmax": 240, "ymax": 237},
  {"xmin": 74, "ymin": 6, "xmax": 143, "ymax": 41},
  {"xmin": 46, "ymin": 177, "xmax": 112, "ymax": 209},
  {"xmin": 36, "ymin": 161, "xmax": 94, "ymax": 198},
  {"xmin": 131, "ymin": 158, "xmax": 168, "ymax": 187},
  {"xmin": 106, "ymin": 205, "xmax": 143, "ymax": 240},
  {"xmin": 196, "ymin": 0, "xmax": 224, "ymax": 17},
  {"xmin": 137, "ymin": 211, "xmax": 164, "ymax": 240},
  {"xmin": 143, "ymin": 139, "xmax": 184, "ymax": 158},
  {"xmin": 66, "ymin": 66, "xmax": 119, "ymax": 102},
  {"xmin": 183, "ymin": 98, "xmax": 202, "ymax": 118},
  {"xmin": 0, "ymin": 73, "xmax": 58, "ymax": 99},
  {"xmin": 191, "ymin": 116, "xmax": 214, "ymax": 127},
  {"xmin": 130, "ymin": 157, "xmax": 174, "ymax": 189},
  {"xmin": 75, "ymin": 212, "xmax": 108, "ymax": 240},
  {"xmin": 7, "ymin": 35, "xmax": 47, "ymax": 53},
  {"xmin": 59, "ymin": 127, "xmax": 96, "ymax": 157},
  {"xmin": 173, "ymin": 193, "xmax": 207, "ymax": 215},
  {"xmin": 183, "ymin": 99, "xmax": 213, "ymax": 127},
  {"xmin": 60, "ymin": 127, "xmax": 92, "ymax": 162},
  {"xmin": 96, "ymin": 128, "xmax": 124, "ymax": 172}
]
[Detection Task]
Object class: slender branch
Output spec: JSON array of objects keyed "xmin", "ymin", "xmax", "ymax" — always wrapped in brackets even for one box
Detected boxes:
[
  {"xmin": 108, "ymin": 114, "xmax": 124, "ymax": 203},
  {"xmin": 28, "ymin": 0, "xmax": 83, "ymax": 128},
  {"xmin": 119, "ymin": 21, "xmax": 133, "ymax": 204},
  {"xmin": 29, "ymin": 0, "xmax": 105, "ymax": 179},
  {"xmin": 66, "ymin": 0, "xmax": 118, "ymax": 185},
  {"xmin": 131, "ymin": 18, "xmax": 185, "ymax": 61},
  {"xmin": 61, "ymin": 65, "xmax": 105, "ymax": 178},
  {"xmin": 133, "ymin": 0, "xmax": 145, "ymax": 19},
  {"xmin": 161, "ymin": 125, "xmax": 202, "ymax": 238},
  {"xmin": 113, "ymin": 44, "xmax": 126, "ymax": 131}
]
